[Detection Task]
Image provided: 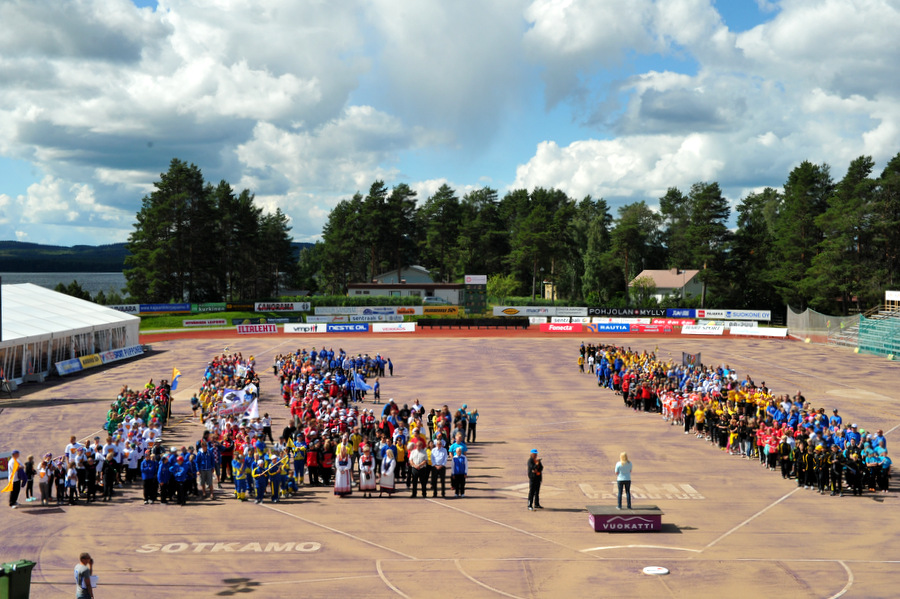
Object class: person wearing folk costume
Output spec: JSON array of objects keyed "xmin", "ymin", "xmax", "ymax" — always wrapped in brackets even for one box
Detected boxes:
[
  {"xmin": 527, "ymin": 449, "xmax": 542, "ymax": 510},
  {"xmin": 358, "ymin": 444, "xmax": 376, "ymax": 498},
  {"xmin": 615, "ymin": 452, "xmax": 632, "ymax": 510},
  {"xmin": 379, "ymin": 449, "xmax": 396, "ymax": 497},
  {"xmin": 334, "ymin": 446, "xmax": 353, "ymax": 497}
]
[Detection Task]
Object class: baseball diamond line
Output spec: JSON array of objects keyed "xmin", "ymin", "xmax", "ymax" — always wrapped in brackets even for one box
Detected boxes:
[
  {"xmin": 701, "ymin": 487, "xmax": 800, "ymax": 551},
  {"xmin": 454, "ymin": 559, "xmax": 527, "ymax": 599},
  {"xmin": 376, "ymin": 560, "xmax": 411, "ymax": 599}
]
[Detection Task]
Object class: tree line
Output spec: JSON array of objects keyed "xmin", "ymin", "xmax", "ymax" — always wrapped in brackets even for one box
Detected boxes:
[
  {"xmin": 305, "ymin": 152, "xmax": 900, "ymax": 314},
  {"xmin": 124, "ymin": 158, "xmax": 296, "ymax": 303}
]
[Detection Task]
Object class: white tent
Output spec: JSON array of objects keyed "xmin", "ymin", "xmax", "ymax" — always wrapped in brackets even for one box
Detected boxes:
[{"xmin": 0, "ymin": 283, "xmax": 141, "ymax": 383}]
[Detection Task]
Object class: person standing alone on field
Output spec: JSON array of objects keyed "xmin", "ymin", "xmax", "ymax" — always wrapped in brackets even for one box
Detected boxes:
[
  {"xmin": 527, "ymin": 449, "xmax": 543, "ymax": 510},
  {"xmin": 74, "ymin": 552, "xmax": 94, "ymax": 598},
  {"xmin": 615, "ymin": 452, "xmax": 633, "ymax": 509}
]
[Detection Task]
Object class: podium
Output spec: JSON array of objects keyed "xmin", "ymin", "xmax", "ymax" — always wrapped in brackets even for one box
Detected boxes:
[{"xmin": 587, "ymin": 505, "xmax": 664, "ymax": 532}]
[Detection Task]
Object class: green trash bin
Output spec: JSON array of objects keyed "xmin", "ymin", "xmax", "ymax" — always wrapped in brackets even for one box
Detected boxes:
[{"xmin": 0, "ymin": 560, "xmax": 35, "ymax": 599}]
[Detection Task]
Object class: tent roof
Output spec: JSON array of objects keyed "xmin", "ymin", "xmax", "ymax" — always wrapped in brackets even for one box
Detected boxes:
[{"xmin": 1, "ymin": 283, "xmax": 139, "ymax": 345}]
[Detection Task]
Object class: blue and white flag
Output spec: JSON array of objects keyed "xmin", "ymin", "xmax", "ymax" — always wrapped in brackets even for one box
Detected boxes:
[{"xmin": 354, "ymin": 371, "xmax": 372, "ymax": 392}]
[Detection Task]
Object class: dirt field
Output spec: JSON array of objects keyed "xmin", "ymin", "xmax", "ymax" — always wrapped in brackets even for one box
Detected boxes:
[{"xmin": 2, "ymin": 331, "xmax": 898, "ymax": 598}]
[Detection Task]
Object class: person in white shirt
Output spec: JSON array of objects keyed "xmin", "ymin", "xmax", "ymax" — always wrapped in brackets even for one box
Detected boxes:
[{"xmin": 429, "ymin": 439, "xmax": 449, "ymax": 498}]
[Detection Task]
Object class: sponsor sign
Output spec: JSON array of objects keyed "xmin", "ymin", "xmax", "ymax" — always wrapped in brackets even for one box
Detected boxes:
[
  {"xmin": 284, "ymin": 324, "xmax": 326, "ymax": 334},
  {"xmin": 887, "ymin": 290, "xmax": 900, "ymax": 301},
  {"xmin": 326, "ymin": 323, "xmax": 370, "ymax": 333},
  {"xmin": 592, "ymin": 317, "xmax": 651, "ymax": 324},
  {"xmin": 589, "ymin": 514, "xmax": 662, "ymax": 532},
  {"xmin": 555, "ymin": 306, "xmax": 588, "ymax": 317},
  {"xmin": 78, "ymin": 354, "xmax": 103, "ymax": 369},
  {"xmin": 359, "ymin": 307, "xmax": 397, "ymax": 315},
  {"xmin": 314, "ymin": 307, "xmax": 359, "ymax": 315},
  {"xmin": 372, "ymin": 322, "xmax": 417, "ymax": 333},
  {"xmin": 631, "ymin": 324, "xmax": 673, "ymax": 333},
  {"xmin": 681, "ymin": 324, "xmax": 725, "ymax": 335},
  {"xmin": 109, "ymin": 304, "xmax": 140, "ymax": 314},
  {"xmin": 306, "ymin": 316, "xmax": 336, "ymax": 323},
  {"xmin": 493, "ymin": 306, "xmax": 554, "ymax": 316},
  {"xmin": 698, "ymin": 320, "xmax": 758, "ymax": 329},
  {"xmin": 422, "ymin": 306, "xmax": 459, "ymax": 316},
  {"xmin": 237, "ymin": 324, "xmax": 278, "ymax": 334},
  {"xmin": 349, "ymin": 314, "xmax": 403, "ymax": 322},
  {"xmin": 585, "ymin": 323, "xmax": 631, "ymax": 333},
  {"xmin": 666, "ymin": 308, "xmax": 695, "ymax": 318},
  {"xmin": 588, "ymin": 307, "xmax": 666, "ymax": 317},
  {"xmin": 652, "ymin": 318, "xmax": 695, "ymax": 326},
  {"xmin": 730, "ymin": 327, "xmax": 789, "ymax": 338},
  {"xmin": 551, "ymin": 317, "xmax": 571, "ymax": 323},
  {"xmin": 195, "ymin": 302, "xmax": 227, "ymax": 313},
  {"xmin": 55, "ymin": 358, "xmax": 84, "ymax": 376},
  {"xmin": 540, "ymin": 323, "xmax": 583, "ymax": 333},
  {"xmin": 695, "ymin": 309, "xmax": 771, "ymax": 321},
  {"xmin": 255, "ymin": 302, "xmax": 311, "ymax": 312},
  {"xmin": 140, "ymin": 303, "xmax": 192, "ymax": 313},
  {"xmin": 99, "ymin": 345, "xmax": 144, "ymax": 365},
  {"xmin": 396, "ymin": 306, "xmax": 423, "ymax": 315},
  {"xmin": 571, "ymin": 316, "xmax": 592, "ymax": 323},
  {"xmin": 528, "ymin": 317, "xmax": 547, "ymax": 324},
  {"xmin": 232, "ymin": 318, "xmax": 263, "ymax": 325},
  {"xmin": 226, "ymin": 303, "xmax": 254, "ymax": 311},
  {"xmin": 136, "ymin": 542, "xmax": 321, "ymax": 554},
  {"xmin": 184, "ymin": 319, "xmax": 228, "ymax": 327},
  {"xmin": 464, "ymin": 274, "xmax": 488, "ymax": 284}
]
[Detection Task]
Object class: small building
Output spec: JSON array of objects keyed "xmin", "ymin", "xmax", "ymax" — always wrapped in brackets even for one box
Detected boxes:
[
  {"xmin": 630, "ymin": 269, "xmax": 702, "ymax": 303},
  {"xmin": 372, "ymin": 265, "xmax": 434, "ymax": 285},
  {"xmin": 347, "ymin": 282, "xmax": 463, "ymax": 304}
]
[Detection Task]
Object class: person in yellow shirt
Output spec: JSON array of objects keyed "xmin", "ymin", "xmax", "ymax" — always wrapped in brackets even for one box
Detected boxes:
[{"xmin": 3, "ymin": 449, "xmax": 25, "ymax": 508}]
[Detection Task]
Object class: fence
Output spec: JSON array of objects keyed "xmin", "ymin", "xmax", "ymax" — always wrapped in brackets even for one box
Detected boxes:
[{"xmin": 786, "ymin": 306, "xmax": 859, "ymax": 344}]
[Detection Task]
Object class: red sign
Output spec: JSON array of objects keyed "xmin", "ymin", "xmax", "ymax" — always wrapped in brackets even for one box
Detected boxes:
[
  {"xmin": 237, "ymin": 324, "xmax": 278, "ymax": 334},
  {"xmin": 651, "ymin": 318, "xmax": 695, "ymax": 326},
  {"xmin": 631, "ymin": 324, "xmax": 673, "ymax": 333},
  {"xmin": 539, "ymin": 323, "xmax": 583, "ymax": 333}
]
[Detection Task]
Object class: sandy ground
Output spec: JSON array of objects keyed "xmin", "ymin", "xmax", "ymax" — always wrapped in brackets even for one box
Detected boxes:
[{"xmin": 1, "ymin": 330, "xmax": 898, "ymax": 598}]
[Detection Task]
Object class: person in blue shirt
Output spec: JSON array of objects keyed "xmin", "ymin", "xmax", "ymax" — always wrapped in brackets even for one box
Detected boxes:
[
  {"xmin": 251, "ymin": 460, "xmax": 268, "ymax": 504},
  {"xmin": 388, "ymin": 358, "xmax": 393, "ymax": 376},
  {"xmin": 467, "ymin": 409, "xmax": 479, "ymax": 443},
  {"xmin": 157, "ymin": 453, "xmax": 173, "ymax": 504},
  {"xmin": 449, "ymin": 432, "xmax": 467, "ymax": 457},
  {"xmin": 172, "ymin": 456, "xmax": 190, "ymax": 505},
  {"xmin": 877, "ymin": 452, "xmax": 892, "ymax": 492},
  {"xmin": 140, "ymin": 452, "xmax": 158, "ymax": 504},
  {"xmin": 293, "ymin": 440, "xmax": 307, "ymax": 486},
  {"xmin": 829, "ymin": 409, "xmax": 843, "ymax": 428}
]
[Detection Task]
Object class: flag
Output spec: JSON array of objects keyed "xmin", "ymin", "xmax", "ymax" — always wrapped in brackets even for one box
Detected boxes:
[
  {"xmin": 171, "ymin": 367, "xmax": 182, "ymax": 392},
  {"xmin": 682, "ymin": 352, "xmax": 701, "ymax": 368},
  {"xmin": 354, "ymin": 371, "xmax": 372, "ymax": 392},
  {"xmin": 1, "ymin": 454, "xmax": 21, "ymax": 493},
  {"xmin": 243, "ymin": 398, "xmax": 259, "ymax": 420},
  {"xmin": 217, "ymin": 389, "xmax": 250, "ymax": 416}
]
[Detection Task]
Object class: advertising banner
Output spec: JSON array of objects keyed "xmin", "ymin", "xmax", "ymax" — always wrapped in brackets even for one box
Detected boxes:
[
  {"xmin": 585, "ymin": 323, "xmax": 631, "ymax": 333},
  {"xmin": 195, "ymin": 302, "xmax": 227, "ymax": 313},
  {"xmin": 358, "ymin": 307, "xmax": 399, "ymax": 316},
  {"xmin": 698, "ymin": 320, "xmax": 758, "ymax": 329},
  {"xmin": 652, "ymin": 318, "xmax": 695, "ymax": 326},
  {"xmin": 232, "ymin": 318, "xmax": 263, "ymax": 325},
  {"xmin": 592, "ymin": 317, "xmax": 651, "ymax": 324},
  {"xmin": 284, "ymin": 324, "xmax": 326, "ymax": 334},
  {"xmin": 681, "ymin": 324, "xmax": 725, "ymax": 335},
  {"xmin": 396, "ymin": 306, "xmax": 423, "ymax": 316},
  {"xmin": 140, "ymin": 303, "xmax": 192, "ymax": 313},
  {"xmin": 326, "ymin": 323, "xmax": 370, "ymax": 333},
  {"xmin": 528, "ymin": 317, "xmax": 547, "ymax": 324},
  {"xmin": 588, "ymin": 307, "xmax": 666, "ymax": 317},
  {"xmin": 98, "ymin": 345, "xmax": 144, "ymax": 365},
  {"xmin": 314, "ymin": 307, "xmax": 359, "ymax": 315},
  {"xmin": 254, "ymin": 302, "xmax": 311, "ymax": 312},
  {"xmin": 422, "ymin": 306, "xmax": 459, "ymax": 316},
  {"xmin": 183, "ymin": 319, "xmax": 228, "ymax": 327},
  {"xmin": 372, "ymin": 323, "xmax": 417, "ymax": 333},
  {"xmin": 551, "ymin": 317, "xmax": 571, "ymax": 323},
  {"xmin": 109, "ymin": 304, "xmax": 140, "ymax": 314},
  {"xmin": 555, "ymin": 306, "xmax": 588, "ymax": 317},
  {"xmin": 464, "ymin": 274, "xmax": 488, "ymax": 284},
  {"xmin": 226, "ymin": 303, "xmax": 254, "ymax": 311},
  {"xmin": 237, "ymin": 324, "xmax": 278, "ymax": 334},
  {"xmin": 349, "ymin": 315, "xmax": 404, "ymax": 322},
  {"xmin": 694, "ymin": 309, "xmax": 771, "ymax": 321},
  {"xmin": 540, "ymin": 323, "xmax": 583, "ymax": 333},
  {"xmin": 631, "ymin": 324, "xmax": 673, "ymax": 333},
  {"xmin": 493, "ymin": 306, "xmax": 555, "ymax": 316},
  {"xmin": 730, "ymin": 327, "xmax": 789, "ymax": 338},
  {"xmin": 666, "ymin": 308, "xmax": 696, "ymax": 318},
  {"xmin": 55, "ymin": 358, "xmax": 84, "ymax": 376},
  {"xmin": 78, "ymin": 354, "xmax": 103, "ymax": 369},
  {"xmin": 571, "ymin": 316, "xmax": 592, "ymax": 323}
]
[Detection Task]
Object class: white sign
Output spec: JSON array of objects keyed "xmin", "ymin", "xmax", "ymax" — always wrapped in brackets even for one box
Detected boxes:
[
  {"xmin": 237, "ymin": 324, "xmax": 278, "ymax": 334},
  {"xmin": 109, "ymin": 304, "xmax": 140, "ymax": 314},
  {"xmin": 314, "ymin": 307, "xmax": 359, "ymax": 315},
  {"xmin": 555, "ymin": 306, "xmax": 588, "ymax": 317},
  {"xmin": 592, "ymin": 317, "xmax": 651, "ymax": 325},
  {"xmin": 464, "ymin": 274, "xmax": 488, "ymax": 285},
  {"xmin": 887, "ymin": 290, "xmax": 900, "ymax": 301},
  {"xmin": 254, "ymin": 302, "xmax": 310, "ymax": 312},
  {"xmin": 698, "ymin": 320, "xmax": 758, "ymax": 329},
  {"xmin": 551, "ymin": 317, "xmax": 571, "ymax": 323},
  {"xmin": 730, "ymin": 327, "xmax": 789, "ymax": 338},
  {"xmin": 136, "ymin": 542, "xmax": 321, "ymax": 553},
  {"xmin": 284, "ymin": 324, "xmax": 326, "ymax": 334},
  {"xmin": 695, "ymin": 309, "xmax": 771, "ymax": 321},
  {"xmin": 183, "ymin": 319, "xmax": 227, "ymax": 327},
  {"xmin": 372, "ymin": 322, "xmax": 417, "ymax": 333},
  {"xmin": 682, "ymin": 324, "xmax": 725, "ymax": 335},
  {"xmin": 571, "ymin": 316, "xmax": 592, "ymax": 323},
  {"xmin": 349, "ymin": 314, "xmax": 404, "ymax": 322},
  {"xmin": 493, "ymin": 306, "xmax": 554, "ymax": 316},
  {"xmin": 528, "ymin": 317, "xmax": 547, "ymax": 324}
]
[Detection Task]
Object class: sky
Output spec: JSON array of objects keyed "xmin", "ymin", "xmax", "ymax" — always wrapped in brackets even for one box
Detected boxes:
[{"xmin": 1, "ymin": 0, "xmax": 899, "ymax": 246}]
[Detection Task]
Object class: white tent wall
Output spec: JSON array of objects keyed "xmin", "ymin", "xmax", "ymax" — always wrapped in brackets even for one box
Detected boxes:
[{"xmin": 1, "ymin": 284, "xmax": 140, "ymax": 383}]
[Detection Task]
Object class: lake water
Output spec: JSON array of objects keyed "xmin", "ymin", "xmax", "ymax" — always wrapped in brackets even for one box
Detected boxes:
[{"xmin": 0, "ymin": 272, "xmax": 127, "ymax": 296}]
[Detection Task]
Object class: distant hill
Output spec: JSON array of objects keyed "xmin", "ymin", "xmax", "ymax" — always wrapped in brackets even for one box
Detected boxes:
[{"xmin": 0, "ymin": 240, "xmax": 314, "ymax": 272}]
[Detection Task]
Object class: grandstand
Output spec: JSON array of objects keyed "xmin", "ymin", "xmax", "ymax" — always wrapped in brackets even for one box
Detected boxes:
[{"xmin": 789, "ymin": 301, "xmax": 900, "ymax": 359}]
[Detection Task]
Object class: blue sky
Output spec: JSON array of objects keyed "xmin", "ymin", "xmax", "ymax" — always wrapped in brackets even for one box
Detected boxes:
[{"xmin": 1, "ymin": 0, "xmax": 899, "ymax": 246}]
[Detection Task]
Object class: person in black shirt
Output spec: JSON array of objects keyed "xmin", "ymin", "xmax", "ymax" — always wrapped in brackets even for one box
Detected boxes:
[{"xmin": 527, "ymin": 449, "xmax": 543, "ymax": 510}]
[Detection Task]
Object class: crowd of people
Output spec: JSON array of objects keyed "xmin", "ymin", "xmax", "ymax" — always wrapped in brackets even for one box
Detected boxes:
[{"xmin": 580, "ymin": 342, "xmax": 892, "ymax": 497}]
